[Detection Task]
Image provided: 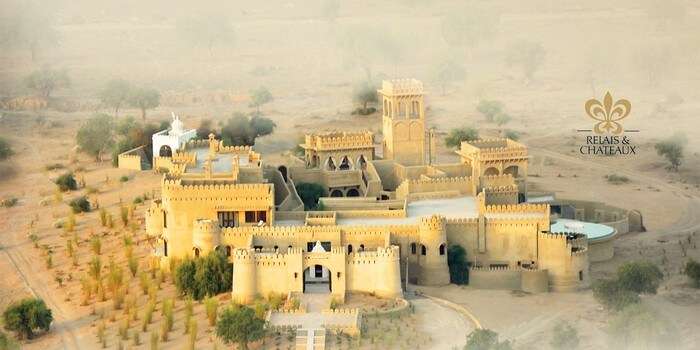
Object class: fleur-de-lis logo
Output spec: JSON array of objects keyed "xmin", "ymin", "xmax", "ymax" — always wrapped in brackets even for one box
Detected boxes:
[{"xmin": 585, "ymin": 92, "xmax": 631, "ymax": 134}]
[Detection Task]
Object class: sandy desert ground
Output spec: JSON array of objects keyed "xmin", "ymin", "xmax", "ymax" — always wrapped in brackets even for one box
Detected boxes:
[{"xmin": 2, "ymin": 0, "xmax": 700, "ymax": 349}]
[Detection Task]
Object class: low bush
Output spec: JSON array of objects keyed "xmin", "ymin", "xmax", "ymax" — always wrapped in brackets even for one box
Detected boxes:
[
  {"xmin": 55, "ymin": 173, "xmax": 78, "ymax": 191},
  {"xmin": 69, "ymin": 196, "xmax": 91, "ymax": 213}
]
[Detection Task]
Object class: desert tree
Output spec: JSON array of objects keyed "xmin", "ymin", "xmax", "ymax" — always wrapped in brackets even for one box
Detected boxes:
[
  {"xmin": 352, "ymin": 80, "xmax": 378, "ymax": 115},
  {"xmin": 76, "ymin": 114, "xmax": 115, "ymax": 161},
  {"xmin": 494, "ymin": 113, "xmax": 511, "ymax": 127},
  {"xmin": 220, "ymin": 113, "xmax": 276, "ymax": 146},
  {"xmin": 505, "ymin": 40, "xmax": 546, "ymax": 84},
  {"xmin": 25, "ymin": 67, "xmax": 70, "ymax": 99},
  {"xmin": 476, "ymin": 100, "xmax": 504, "ymax": 122},
  {"xmin": 654, "ymin": 133, "xmax": 686, "ymax": 171},
  {"xmin": 99, "ymin": 79, "xmax": 132, "ymax": 116},
  {"xmin": 2, "ymin": 298, "xmax": 53, "ymax": 340},
  {"xmin": 0, "ymin": 137, "xmax": 13, "ymax": 160},
  {"xmin": 216, "ymin": 306, "xmax": 265, "ymax": 350},
  {"xmin": 447, "ymin": 245, "xmax": 468, "ymax": 284},
  {"xmin": 176, "ymin": 14, "xmax": 235, "ymax": 56},
  {"xmin": 249, "ymin": 87, "xmax": 273, "ymax": 114},
  {"xmin": 196, "ymin": 119, "xmax": 218, "ymax": 139},
  {"xmin": 128, "ymin": 87, "xmax": 160, "ymax": 122},
  {"xmin": 445, "ymin": 127, "xmax": 479, "ymax": 148},
  {"xmin": 0, "ymin": 0, "xmax": 58, "ymax": 61},
  {"xmin": 684, "ymin": 259, "xmax": 700, "ymax": 288},
  {"xmin": 295, "ymin": 182, "xmax": 325, "ymax": 210},
  {"xmin": 434, "ymin": 58, "xmax": 466, "ymax": 95}
]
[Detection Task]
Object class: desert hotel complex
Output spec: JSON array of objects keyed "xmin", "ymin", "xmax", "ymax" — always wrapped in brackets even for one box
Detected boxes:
[{"xmin": 144, "ymin": 79, "xmax": 602, "ymax": 304}]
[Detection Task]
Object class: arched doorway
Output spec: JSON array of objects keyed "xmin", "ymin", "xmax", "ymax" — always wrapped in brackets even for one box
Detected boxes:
[
  {"xmin": 303, "ymin": 265, "xmax": 331, "ymax": 293},
  {"xmin": 503, "ymin": 165, "xmax": 519, "ymax": 178},
  {"xmin": 339, "ymin": 156, "xmax": 351, "ymax": 170},
  {"xmin": 484, "ymin": 167, "xmax": 499, "ymax": 176},
  {"xmin": 278, "ymin": 166, "xmax": 288, "ymax": 182},
  {"xmin": 346, "ymin": 188, "xmax": 360, "ymax": 197},
  {"xmin": 330, "ymin": 189, "xmax": 343, "ymax": 197},
  {"xmin": 159, "ymin": 145, "xmax": 173, "ymax": 157},
  {"xmin": 357, "ymin": 155, "xmax": 367, "ymax": 170},
  {"xmin": 326, "ymin": 157, "xmax": 337, "ymax": 171},
  {"xmin": 193, "ymin": 247, "xmax": 200, "ymax": 258}
]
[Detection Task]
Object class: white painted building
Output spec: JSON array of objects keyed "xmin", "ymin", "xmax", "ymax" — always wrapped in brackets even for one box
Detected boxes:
[{"xmin": 152, "ymin": 113, "xmax": 197, "ymax": 161}]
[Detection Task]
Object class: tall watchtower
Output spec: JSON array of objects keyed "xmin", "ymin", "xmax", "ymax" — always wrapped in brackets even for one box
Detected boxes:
[{"xmin": 378, "ymin": 79, "xmax": 426, "ymax": 166}]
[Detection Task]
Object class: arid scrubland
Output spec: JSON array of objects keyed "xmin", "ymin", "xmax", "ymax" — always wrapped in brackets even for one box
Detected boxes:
[{"xmin": 2, "ymin": 0, "xmax": 700, "ymax": 349}]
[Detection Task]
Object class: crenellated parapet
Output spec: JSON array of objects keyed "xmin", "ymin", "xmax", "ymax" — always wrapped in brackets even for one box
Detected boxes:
[
  {"xmin": 304, "ymin": 131, "xmax": 374, "ymax": 151},
  {"xmin": 379, "ymin": 79, "xmax": 424, "ymax": 96},
  {"xmin": 192, "ymin": 219, "xmax": 221, "ymax": 254}
]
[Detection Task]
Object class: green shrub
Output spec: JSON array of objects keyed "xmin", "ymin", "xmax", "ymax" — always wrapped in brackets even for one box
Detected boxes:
[
  {"xmin": 616, "ymin": 261, "xmax": 663, "ymax": 294},
  {"xmin": 2, "ymin": 298, "xmax": 53, "ymax": 340},
  {"xmin": 0, "ymin": 137, "xmax": 13, "ymax": 160},
  {"xmin": 69, "ymin": 196, "xmax": 91, "ymax": 213},
  {"xmin": 503, "ymin": 130, "xmax": 520, "ymax": 141},
  {"xmin": 216, "ymin": 306, "xmax": 265, "ymax": 350},
  {"xmin": 684, "ymin": 259, "xmax": 700, "ymax": 288},
  {"xmin": 592, "ymin": 279, "xmax": 640, "ymax": 311},
  {"xmin": 295, "ymin": 182, "xmax": 325, "ymax": 210},
  {"xmin": 445, "ymin": 127, "xmax": 479, "ymax": 148},
  {"xmin": 1, "ymin": 197, "xmax": 18, "ymax": 208},
  {"xmin": 465, "ymin": 328, "xmax": 512, "ymax": 350},
  {"xmin": 55, "ymin": 173, "xmax": 78, "ymax": 191},
  {"xmin": 476, "ymin": 100, "xmax": 504, "ymax": 122},
  {"xmin": 606, "ymin": 174, "xmax": 630, "ymax": 185},
  {"xmin": 174, "ymin": 252, "xmax": 232, "ymax": 300},
  {"xmin": 119, "ymin": 175, "xmax": 129, "ymax": 182}
]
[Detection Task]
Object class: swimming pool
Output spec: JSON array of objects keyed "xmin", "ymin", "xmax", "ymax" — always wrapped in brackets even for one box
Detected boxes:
[{"xmin": 550, "ymin": 218, "xmax": 616, "ymax": 240}]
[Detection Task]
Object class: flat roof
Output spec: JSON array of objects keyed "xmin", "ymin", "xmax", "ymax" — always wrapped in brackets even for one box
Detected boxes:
[
  {"xmin": 275, "ymin": 196, "xmax": 545, "ymax": 226},
  {"xmin": 185, "ymin": 147, "xmax": 250, "ymax": 173}
]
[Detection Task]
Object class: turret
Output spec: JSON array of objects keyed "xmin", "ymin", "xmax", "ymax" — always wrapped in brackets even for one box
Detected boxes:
[
  {"xmin": 232, "ymin": 249, "xmax": 257, "ymax": 304},
  {"xmin": 192, "ymin": 219, "xmax": 221, "ymax": 256},
  {"xmin": 374, "ymin": 246, "xmax": 403, "ymax": 298},
  {"xmin": 537, "ymin": 232, "xmax": 589, "ymax": 292},
  {"xmin": 417, "ymin": 215, "xmax": 450, "ymax": 285}
]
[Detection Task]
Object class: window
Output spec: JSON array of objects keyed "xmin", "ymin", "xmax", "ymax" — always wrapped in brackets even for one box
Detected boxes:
[
  {"xmin": 193, "ymin": 247, "xmax": 200, "ymax": 258},
  {"xmin": 225, "ymin": 246, "xmax": 232, "ymax": 257},
  {"xmin": 439, "ymin": 244, "xmax": 446, "ymax": 255},
  {"xmin": 410, "ymin": 243, "xmax": 417, "ymax": 255},
  {"xmin": 314, "ymin": 265, "xmax": 323, "ymax": 278},
  {"xmin": 257, "ymin": 211, "xmax": 267, "ymax": 223},
  {"xmin": 421, "ymin": 245, "xmax": 427, "ymax": 255},
  {"xmin": 347, "ymin": 245, "xmax": 353, "ymax": 254},
  {"xmin": 245, "ymin": 211, "xmax": 256, "ymax": 223},
  {"xmin": 360, "ymin": 244, "xmax": 365, "ymax": 252},
  {"xmin": 579, "ymin": 270, "xmax": 584, "ymax": 281},
  {"xmin": 253, "ymin": 245, "xmax": 263, "ymax": 250},
  {"xmin": 163, "ymin": 211, "xmax": 167, "ymax": 228},
  {"xmin": 218, "ymin": 211, "xmax": 237, "ymax": 228},
  {"xmin": 163, "ymin": 240, "xmax": 168, "ymax": 257}
]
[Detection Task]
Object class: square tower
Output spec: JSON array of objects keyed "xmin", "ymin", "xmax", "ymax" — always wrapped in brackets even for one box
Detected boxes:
[{"xmin": 378, "ymin": 79, "xmax": 426, "ymax": 166}]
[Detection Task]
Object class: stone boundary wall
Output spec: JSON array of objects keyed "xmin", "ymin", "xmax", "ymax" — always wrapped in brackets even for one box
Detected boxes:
[
  {"xmin": 395, "ymin": 176, "xmax": 473, "ymax": 200},
  {"xmin": 117, "ymin": 145, "xmax": 145, "ymax": 171},
  {"xmin": 468, "ymin": 267, "xmax": 549, "ymax": 293},
  {"xmin": 559, "ymin": 198, "xmax": 641, "ymax": 234}
]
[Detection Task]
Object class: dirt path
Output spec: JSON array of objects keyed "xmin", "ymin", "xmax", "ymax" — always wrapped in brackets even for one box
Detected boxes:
[
  {"xmin": 409, "ymin": 296, "xmax": 471, "ymax": 350},
  {"xmin": 0, "ymin": 134, "xmax": 89, "ymax": 350}
]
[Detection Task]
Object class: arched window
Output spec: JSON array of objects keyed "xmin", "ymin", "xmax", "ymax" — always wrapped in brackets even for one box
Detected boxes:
[
  {"xmin": 484, "ymin": 167, "xmax": 499, "ymax": 176},
  {"xmin": 360, "ymin": 244, "xmax": 365, "ymax": 252},
  {"xmin": 163, "ymin": 239, "xmax": 168, "ymax": 257},
  {"xmin": 330, "ymin": 189, "xmax": 344, "ymax": 197},
  {"xmin": 410, "ymin": 242, "xmax": 417, "ymax": 255},
  {"xmin": 421, "ymin": 245, "xmax": 427, "ymax": 255},
  {"xmin": 159, "ymin": 145, "xmax": 173, "ymax": 157},
  {"xmin": 439, "ymin": 243, "xmax": 446, "ymax": 255},
  {"xmin": 274, "ymin": 245, "xmax": 279, "ymax": 251},
  {"xmin": 346, "ymin": 188, "xmax": 360, "ymax": 197},
  {"xmin": 347, "ymin": 244, "xmax": 353, "ymax": 254},
  {"xmin": 193, "ymin": 247, "xmax": 200, "ymax": 258},
  {"xmin": 339, "ymin": 156, "xmax": 351, "ymax": 171}
]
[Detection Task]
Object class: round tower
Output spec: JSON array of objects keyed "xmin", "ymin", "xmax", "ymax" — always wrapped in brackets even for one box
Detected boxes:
[
  {"xmin": 232, "ymin": 249, "xmax": 257, "ymax": 304},
  {"xmin": 417, "ymin": 215, "xmax": 450, "ymax": 285},
  {"xmin": 375, "ymin": 246, "xmax": 403, "ymax": 298},
  {"xmin": 192, "ymin": 219, "xmax": 221, "ymax": 256}
]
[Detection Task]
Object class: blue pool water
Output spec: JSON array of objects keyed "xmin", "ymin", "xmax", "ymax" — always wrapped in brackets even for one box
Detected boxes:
[{"xmin": 550, "ymin": 218, "xmax": 615, "ymax": 240}]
